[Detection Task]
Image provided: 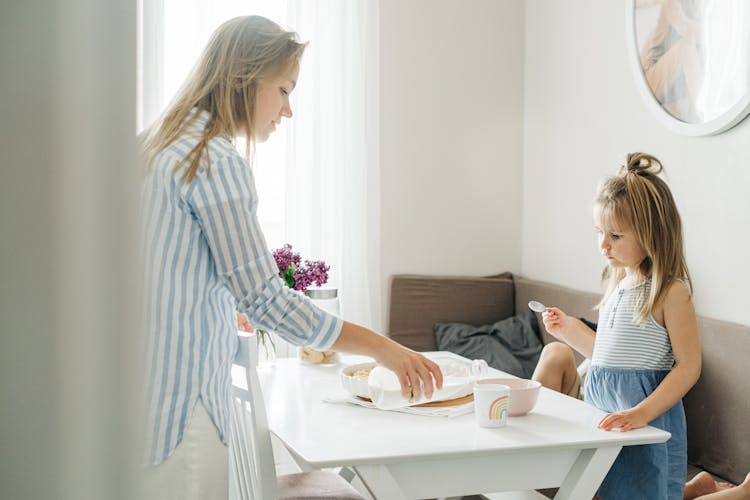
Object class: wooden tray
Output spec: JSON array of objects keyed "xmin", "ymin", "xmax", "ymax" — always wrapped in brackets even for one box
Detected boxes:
[
  {"xmin": 357, "ymin": 393, "xmax": 474, "ymax": 408},
  {"xmin": 415, "ymin": 393, "xmax": 474, "ymax": 407}
]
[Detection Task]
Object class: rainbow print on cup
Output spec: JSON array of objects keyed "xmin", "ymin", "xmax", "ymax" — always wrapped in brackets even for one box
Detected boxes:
[
  {"xmin": 488, "ymin": 395, "xmax": 509, "ymax": 420},
  {"xmin": 474, "ymin": 382, "xmax": 510, "ymax": 428}
]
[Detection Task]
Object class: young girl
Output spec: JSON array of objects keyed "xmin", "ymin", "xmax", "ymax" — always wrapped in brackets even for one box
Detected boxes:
[
  {"xmin": 540, "ymin": 152, "xmax": 701, "ymax": 499},
  {"xmin": 139, "ymin": 15, "xmax": 442, "ymax": 499}
]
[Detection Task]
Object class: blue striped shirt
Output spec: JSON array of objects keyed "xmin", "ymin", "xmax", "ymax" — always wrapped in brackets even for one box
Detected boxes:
[
  {"xmin": 141, "ymin": 109, "xmax": 343, "ymax": 465},
  {"xmin": 592, "ymin": 281, "xmax": 675, "ymax": 370}
]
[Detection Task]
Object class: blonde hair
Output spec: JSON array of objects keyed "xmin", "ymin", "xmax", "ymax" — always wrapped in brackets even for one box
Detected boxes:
[
  {"xmin": 141, "ymin": 15, "xmax": 306, "ymax": 182},
  {"xmin": 595, "ymin": 152, "xmax": 692, "ymax": 322}
]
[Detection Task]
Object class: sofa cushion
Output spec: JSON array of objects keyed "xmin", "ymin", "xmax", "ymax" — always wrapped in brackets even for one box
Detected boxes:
[
  {"xmin": 388, "ymin": 273, "xmax": 515, "ymax": 352},
  {"xmin": 684, "ymin": 316, "xmax": 750, "ymax": 485},
  {"xmin": 433, "ymin": 310, "xmax": 543, "ymax": 378}
]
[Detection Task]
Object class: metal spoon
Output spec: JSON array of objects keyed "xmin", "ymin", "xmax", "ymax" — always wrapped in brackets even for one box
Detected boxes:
[{"xmin": 528, "ymin": 300, "xmax": 547, "ymax": 313}]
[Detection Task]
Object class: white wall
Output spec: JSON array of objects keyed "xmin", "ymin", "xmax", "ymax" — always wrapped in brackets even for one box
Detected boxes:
[
  {"xmin": 379, "ymin": 0, "xmax": 525, "ymax": 329},
  {"xmin": 523, "ymin": 0, "xmax": 750, "ymax": 325},
  {"xmin": 378, "ymin": 0, "xmax": 749, "ymax": 328}
]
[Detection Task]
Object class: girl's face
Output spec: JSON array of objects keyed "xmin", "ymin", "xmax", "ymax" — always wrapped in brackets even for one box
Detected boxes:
[
  {"xmin": 254, "ymin": 63, "xmax": 299, "ymax": 142},
  {"xmin": 593, "ymin": 204, "xmax": 647, "ymax": 273}
]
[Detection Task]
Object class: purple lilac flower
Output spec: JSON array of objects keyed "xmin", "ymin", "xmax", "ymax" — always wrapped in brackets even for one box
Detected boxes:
[
  {"xmin": 292, "ymin": 271, "xmax": 312, "ymax": 291},
  {"xmin": 292, "ymin": 260, "xmax": 330, "ymax": 291},
  {"xmin": 272, "ymin": 244, "xmax": 330, "ymax": 292},
  {"xmin": 272, "ymin": 244, "xmax": 301, "ymax": 273},
  {"xmin": 306, "ymin": 260, "xmax": 330, "ymax": 287}
]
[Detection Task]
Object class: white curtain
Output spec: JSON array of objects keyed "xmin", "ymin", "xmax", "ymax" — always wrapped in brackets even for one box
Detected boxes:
[
  {"xmin": 138, "ymin": 0, "xmax": 382, "ymax": 332},
  {"xmin": 285, "ymin": 0, "xmax": 381, "ymax": 330}
]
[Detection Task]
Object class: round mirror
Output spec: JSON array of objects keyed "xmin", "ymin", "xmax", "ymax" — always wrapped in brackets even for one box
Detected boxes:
[{"xmin": 626, "ymin": 0, "xmax": 750, "ymax": 136}]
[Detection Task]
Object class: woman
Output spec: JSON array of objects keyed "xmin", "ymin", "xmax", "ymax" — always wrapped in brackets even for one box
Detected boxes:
[{"xmin": 140, "ymin": 15, "xmax": 442, "ymax": 498}]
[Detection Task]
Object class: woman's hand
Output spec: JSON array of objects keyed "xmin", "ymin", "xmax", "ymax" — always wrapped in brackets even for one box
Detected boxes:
[
  {"xmin": 375, "ymin": 342, "xmax": 444, "ymax": 401},
  {"xmin": 598, "ymin": 407, "xmax": 649, "ymax": 432},
  {"xmin": 237, "ymin": 312, "xmax": 253, "ymax": 333},
  {"xmin": 331, "ymin": 321, "xmax": 444, "ymax": 400}
]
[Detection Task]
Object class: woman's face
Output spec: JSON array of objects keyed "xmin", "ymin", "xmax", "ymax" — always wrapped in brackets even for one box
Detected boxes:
[{"xmin": 254, "ymin": 63, "xmax": 299, "ymax": 142}]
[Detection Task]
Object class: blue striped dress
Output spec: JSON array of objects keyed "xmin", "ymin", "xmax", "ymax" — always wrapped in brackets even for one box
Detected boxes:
[
  {"xmin": 585, "ymin": 280, "xmax": 686, "ymax": 500},
  {"xmin": 141, "ymin": 109, "xmax": 343, "ymax": 465}
]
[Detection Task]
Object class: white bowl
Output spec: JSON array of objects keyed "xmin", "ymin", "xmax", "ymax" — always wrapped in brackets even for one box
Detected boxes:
[{"xmin": 340, "ymin": 361, "xmax": 377, "ymax": 399}]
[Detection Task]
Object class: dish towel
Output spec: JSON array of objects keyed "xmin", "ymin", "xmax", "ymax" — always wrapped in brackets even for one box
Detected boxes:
[{"xmin": 323, "ymin": 395, "xmax": 474, "ymax": 418}]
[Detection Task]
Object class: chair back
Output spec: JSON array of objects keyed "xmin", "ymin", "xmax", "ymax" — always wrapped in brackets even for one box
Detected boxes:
[{"xmin": 230, "ymin": 332, "xmax": 279, "ymax": 500}]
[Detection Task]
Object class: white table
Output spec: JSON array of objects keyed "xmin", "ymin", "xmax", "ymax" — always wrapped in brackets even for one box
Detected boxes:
[{"xmin": 257, "ymin": 353, "xmax": 670, "ymax": 500}]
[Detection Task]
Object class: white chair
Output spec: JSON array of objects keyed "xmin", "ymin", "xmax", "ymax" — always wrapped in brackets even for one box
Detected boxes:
[{"xmin": 230, "ymin": 332, "xmax": 365, "ymax": 500}]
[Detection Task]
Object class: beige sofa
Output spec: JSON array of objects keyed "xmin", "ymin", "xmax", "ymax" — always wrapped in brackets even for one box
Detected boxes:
[{"xmin": 387, "ymin": 272, "xmax": 749, "ymax": 486}]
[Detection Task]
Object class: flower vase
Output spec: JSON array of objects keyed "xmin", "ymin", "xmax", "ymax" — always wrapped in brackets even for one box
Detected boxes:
[
  {"xmin": 299, "ymin": 288, "xmax": 341, "ymax": 365},
  {"xmin": 257, "ymin": 330, "xmax": 277, "ymax": 368}
]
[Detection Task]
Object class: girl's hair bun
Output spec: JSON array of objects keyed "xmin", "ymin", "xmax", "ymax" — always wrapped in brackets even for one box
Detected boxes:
[{"xmin": 622, "ymin": 152, "xmax": 663, "ymax": 176}]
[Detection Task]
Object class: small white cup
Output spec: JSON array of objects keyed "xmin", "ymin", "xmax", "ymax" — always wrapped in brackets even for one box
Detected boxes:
[{"xmin": 473, "ymin": 383, "xmax": 510, "ymax": 428}]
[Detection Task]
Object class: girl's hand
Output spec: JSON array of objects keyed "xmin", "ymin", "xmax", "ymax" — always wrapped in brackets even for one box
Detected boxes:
[
  {"xmin": 237, "ymin": 312, "xmax": 253, "ymax": 333},
  {"xmin": 542, "ymin": 307, "xmax": 573, "ymax": 341},
  {"xmin": 598, "ymin": 408, "xmax": 649, "ymax": 432},
  {"xmin": 540, "ymin": 308, "xmax": 596, "ymax": 359}
]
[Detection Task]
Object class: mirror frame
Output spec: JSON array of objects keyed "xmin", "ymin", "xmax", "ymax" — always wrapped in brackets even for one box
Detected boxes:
[{"xmin": 626, "ymin": 0, "xmax": 750, "ymax": 136}]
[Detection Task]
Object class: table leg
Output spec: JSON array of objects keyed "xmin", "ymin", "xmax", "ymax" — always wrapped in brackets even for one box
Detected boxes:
[
  {"xmin": 554, "ymin": 446, "xmax": 621, "ymax": 500},
  {"xmin": 353, "ymin": 464, "xmax": 408, "ymax": 500}
]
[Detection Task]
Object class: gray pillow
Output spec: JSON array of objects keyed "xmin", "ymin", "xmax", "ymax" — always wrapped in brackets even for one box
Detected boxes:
[{"xmin": 433, "ymin": 310, "xmax": 542, "ymax": 379}]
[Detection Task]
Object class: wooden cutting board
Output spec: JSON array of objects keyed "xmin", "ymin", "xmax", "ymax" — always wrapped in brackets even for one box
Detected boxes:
[
  {"xmin": 414, "ymin": 393, "xmax": 474, "ymax": 407},
  {"xmin": 358, "ymin": 393, "xmax": 474, "ymax": 408}
]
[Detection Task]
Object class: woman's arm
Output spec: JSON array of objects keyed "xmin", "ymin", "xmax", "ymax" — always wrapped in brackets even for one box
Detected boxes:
[
  {"xmin": 331, "ymin": 321, "xmax": 444, "ymax": 400},
  {"xmin": 598, "ymin": 281, "xmax": 701, "ymax": 431},
  {"xmin": 188, "ymin": 152, "xmax": 444, "ymax": 400},
  {"xmin": 542, "ymin": 307, "xmax": 597, "ymax": 359}
]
